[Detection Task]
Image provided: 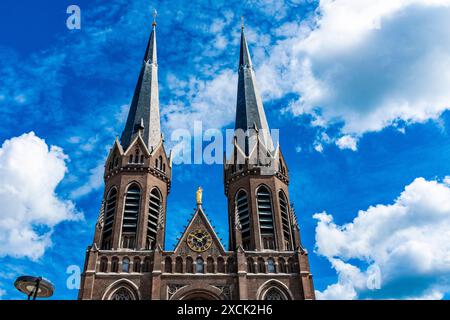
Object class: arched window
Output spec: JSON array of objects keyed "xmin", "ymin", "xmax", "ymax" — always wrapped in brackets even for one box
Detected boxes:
[
  {"xmin": 129, "ymin": 154, "xmax": 133, "ymax": 163},
  {"xmin": 278, "ymin": 258, "xmax": 286, "ymax": 273},
  {"xmin": 99, "ymin": 257, "xmax": 108, "ymax": 272},
  {"xmin": 165, "ymin": 257, "xmax": 172, "ymax": 273},
  {"xmin": 102, "ymin": 188, "xmax": 117, "ymax": 250},
  {"xmin": 122, "ymin": 258, "xmax": 130, "ymax": 272},
  {"xmin": 288, "ymin": 258, "xmax": 297, "ymax": 273},
  {"xmin": 111, "ymin": 287, "xmax": 135, "ymax": 300},
  {"xmin": 158, "ymin": 156, "xmax": 163, "ymax": 170},
  {"xmin": 114, "ymin": 155, "xmax": 119, "ymax": 167},
  {"xmin": 264, "ymin": 287, "xmax": 287, "ymax": 300},
  {"xmin": 256, "ymin": 186, "xmax": 276, "ymax": 250},
  {"xmin": 227, "ymin": 257, "xmax": 235, "ymax": 273},
  {"xmin": 279, "ymin": 191, "xmax": 292, "ymax": 250},
  {"xmin": 133, "ymin": 257, "xmax": 141, "ymax": 273},
  {"xmin": 196, "ymin": 257, "xmax": 204, "ymax": 273},
  {"xmin": 235, "ymin": 190, "xmax": 251, "ymax": 250},
  {"xmin": 111, "ymin": 257, "xmax": 119, "ymax": 273},
  {"xmin": 267, "ymin": 258, "xmax": 276, "ymax": 273},
  {"xmin": 134, "ymin": 149, "xmax": 140, "ymax": 164},
  {"xmin": 207, "ymin": 257, "xmax": 214, "ymax": 273},
  {"xmin": 186, "ymin": 257, "xmax": 194, "ymax": 273},
  {"xmin": 217, "ymin": 257, "xmax": 225, "ymax": 273},
  {"xmin": 163, "ymin": 163, "xmax": 166, "ymax": 172},
  {"xmin": 247, "ymin": 258, "xmax": 255, "ymax": 273},
  {"xmin": 147, "ymin": 188, "xmax": 162, "ymax": 250},
  {"xmin": 121, "ymin": 184, "xmax": 141, "ymax": 249},
  {"xmin": 155, "ymin": 158, "xmax": 159, "ymax": 168},
  {"xmin": 143, "ymin": 257, "xmax": 151, "ymax": 273},
  {"xmin": 257, "ymin": 257, "xmax": 266, "ymax": 273},
  {"xmin": 175, "ymin": 257, "xmax": 183, "ymax": 273},
  {"xmin": 140, "ymin": 154, "xmax": 144, "ymax": 164}
]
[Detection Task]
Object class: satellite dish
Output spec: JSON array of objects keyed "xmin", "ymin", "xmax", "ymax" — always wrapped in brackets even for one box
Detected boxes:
[{"xmin": 14, "ymin": 276, "xmax": 54, "ymax": 300}]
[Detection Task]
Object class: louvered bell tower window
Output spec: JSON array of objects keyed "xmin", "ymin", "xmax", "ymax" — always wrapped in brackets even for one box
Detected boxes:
[
  {"xmin": 146, "ymin": 189, "xmax": 161, "ymax": 249},
  {"xmin": 256, "ymin": 186, "xmax": 276, "ymax": 250},
  {"xmin": 121, "ymin": 184, "xmax": 141, "ymax": 249},
  {"xmin": 101, "ymin": 188, "xmax": 117, "ymax": 250},
  {"xmin": 279, "ymin": 191, "xmax": 292, "ymax": 251},
  {"xmin": 236, "ymin": 190, "xmax": 251, "ymax": 250}
]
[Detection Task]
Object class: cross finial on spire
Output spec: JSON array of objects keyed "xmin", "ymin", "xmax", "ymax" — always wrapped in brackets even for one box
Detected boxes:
[
  {"xmin": 152, "ymin": 9, "xmax": 157, "ymax": 26},
  {"xmin": 241, "ymin": 16, "xmax": 245, "ymax": 30}
]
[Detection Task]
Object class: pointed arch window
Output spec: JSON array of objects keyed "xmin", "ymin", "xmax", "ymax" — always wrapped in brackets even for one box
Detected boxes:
[
  {"xmin": 247, "ymin": 257, "xmax": 255, "ymax": 273},
  {"xmin": 122, "ymin": 258, "xmax": 130, "ymax": 273},
  {"xmin": 143, "ymin": 257, "xmax": 152, "ymax": 272},
  {"xmin": 264, "ymin": 287, "xmax": 287, "ymax": 300},
  {"xmin": 267, "ymin": 258, "xmax": 276, "ymax": 273},
  {"xmin": 175, "ymin": 257, "xmax": 183, "ymax": 273},
  {"xmin": 165, "ymin": 257, "xmax": 172, "ymax": 273},
  {"xmin": 196, "ymin": 257, "xmax": 204, "ymax": 273},
  {"xmin": 111, "ymin": 287, "xmax": 135, "ymax": 300},
  {"xmin": 111, "ymin": 257, "xmax": 119, "ymax": 273},
  {"xmin": 256, "ymin": 186, "xmax": 276, "ymax": 250},
  {"xmin": 217, "ymin": 257, "xmax": 225, "ymax": 273},
  {"xmin": 227, "ymin": 257, "xmax": 236, "ymax": 273},
  {"xmin": 186, "ymin": 257, "xmax": 194, "ymax": 273},
  {"xmin": 147, "ymin": 188, "xmax": 162, "ymax": 250},
  {"xmin": 121, "ymin": 184, "xmax": 141, "ymax": 249},
  {"xmin": 99, "ymin": 257, "xmax": 108, "ymax": 272},
  {"xmin": 279, "ymin": 191, "xmax": 292, "ymax": 251},
  {"xmin": 235, "ymin": 190, "xmax": 251, "ymax": 250},
  {"xmin": 102, "ymin": 188, "xmax": 117, "ymax": 250},
  {"xmin": 207, "ymin": 257, "xmax": 215, "ymax": 273},
  {"xmin": 257, "ymin": 257, "xmax": 266, "ymax": 273},
  {"xmin": 133, "ymin": 257, "xmax": 141, "ymax": 273},
  {"xmin": 278, "ymin": 258, "xmax": 286, "ymax": 273}
]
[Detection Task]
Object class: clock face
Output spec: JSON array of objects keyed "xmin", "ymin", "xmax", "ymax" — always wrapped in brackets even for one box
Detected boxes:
[{"xmin": 187, "ymin": 229, "xmax": 212, "ymax": 252}]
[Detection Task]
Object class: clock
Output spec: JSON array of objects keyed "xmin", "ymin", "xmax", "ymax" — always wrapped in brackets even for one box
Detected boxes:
[{"xmin": 187, "ymin": 229, "xmax": 212, "ymax": 252}]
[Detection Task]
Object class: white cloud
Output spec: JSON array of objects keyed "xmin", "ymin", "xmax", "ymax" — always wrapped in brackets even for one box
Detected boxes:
[
  {"xmin": 0, "ymin": 287, "xmax": 5, "ymax": 300},
  {"xmin": 336, "ymin": 135, "xmax": 358, "ymax": 151},
  {"xmin": 0, "ymin": 132, "xmax": 82, "ymax": 261},
  {"xmin": 164, "ymin": 69, "xmax": 237, "ymax": 134},
  {"xmin": 258, "ymin": 0, "xmax": 450, "ymax": 137},
  {"xmin": 70, "ymin": 162, "xmax": 104, "ymax": 199},
  {"xmin": 314, "ymin": 177, "xmax": 450, "ymax": 299}
]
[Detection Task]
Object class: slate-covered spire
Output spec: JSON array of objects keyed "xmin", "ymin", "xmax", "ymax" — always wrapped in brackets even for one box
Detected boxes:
[
  {"xmin": 120, "ymin": 14, "xmax": 161, "ymax": 151},
  {"xmin": 235, "ymin": 23, "xmax": 274, "ymax": 153}
]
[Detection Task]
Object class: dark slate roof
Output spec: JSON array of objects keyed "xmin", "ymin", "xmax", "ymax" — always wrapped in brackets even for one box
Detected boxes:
[
  {"xmin": 235, "ymin": 28, "xmax": 274, "ymax": 154},
  {"xmin": 120, "ymin": 24, "xmax": 161, "ymax": 151}
]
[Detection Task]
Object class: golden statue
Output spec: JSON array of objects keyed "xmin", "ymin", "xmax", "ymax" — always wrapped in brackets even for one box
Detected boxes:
[{"xmin": 196, "ymin": 186, "xmax": 203, "ymax": 205}]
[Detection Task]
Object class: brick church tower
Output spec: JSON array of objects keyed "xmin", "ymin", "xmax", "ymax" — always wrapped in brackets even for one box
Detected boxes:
[{"xmin": 78, "ymin": 17, "xmax": 315, "ymax": 300}]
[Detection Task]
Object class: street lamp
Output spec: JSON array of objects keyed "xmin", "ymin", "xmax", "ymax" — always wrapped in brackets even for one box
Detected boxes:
[{"xmin": 14, "ymin": 276, "xmax": 54, "ymax": 300}]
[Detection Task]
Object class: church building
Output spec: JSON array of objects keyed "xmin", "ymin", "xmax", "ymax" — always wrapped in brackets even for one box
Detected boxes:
[{"xmin": 78, "ymin": 16, "xmax": 315, "ymax": 300}]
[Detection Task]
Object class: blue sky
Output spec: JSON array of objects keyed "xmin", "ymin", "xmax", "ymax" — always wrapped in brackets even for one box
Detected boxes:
[{"xmin": 1, "ymin": 0, "xmax": 450, "ymax": 300}]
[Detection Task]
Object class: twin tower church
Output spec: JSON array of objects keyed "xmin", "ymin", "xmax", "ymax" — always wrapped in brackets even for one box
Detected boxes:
[{"xmin": 78, "ymin": 17, "xmax": 315, "ymax": 300}]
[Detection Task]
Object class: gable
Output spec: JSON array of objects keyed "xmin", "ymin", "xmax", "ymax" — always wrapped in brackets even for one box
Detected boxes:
[{"xmin": 174, "ymin": 207, "xmax": 226, "ymax": 256}]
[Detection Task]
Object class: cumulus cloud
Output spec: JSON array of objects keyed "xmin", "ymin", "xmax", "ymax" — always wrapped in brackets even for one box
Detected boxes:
[
  {"xmin": 258, "ymin": 0, "xmax": 450, "ymax": 137},
  {"xmin": 314, "ymin": 177, "xmax": 450, "ymax": 299},
  {"xmin": 0, "ymin": 132, "xmax": 82, "ymax": 261},
  {"xmin": 336, "ymin": 135, "xmax": 358, "ymax": 151}
]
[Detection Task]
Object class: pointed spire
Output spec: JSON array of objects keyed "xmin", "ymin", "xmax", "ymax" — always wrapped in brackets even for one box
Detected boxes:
[
  {"xmin": 239, "ymin": 17, "xmax": 253, "ymax": 69},
  {"xmin": 121, "ymin": 11, "xmax": 161, "ymax": 151},
  {"xmin": 235, "ymin": 22, "xmax": 274, "ymax": 153}
]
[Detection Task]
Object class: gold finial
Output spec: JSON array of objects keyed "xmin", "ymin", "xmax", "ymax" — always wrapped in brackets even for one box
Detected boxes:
[
  {"xmin": 241, "ymin": 16, "xmax": 244, "ymax": 30},
  {"xmin": 152, "ymin": 9, "xmax": 157, "ymax": 26},
  {"xmin": 196, "ymin": 186, "xmax": 203, "ymax": 206}
]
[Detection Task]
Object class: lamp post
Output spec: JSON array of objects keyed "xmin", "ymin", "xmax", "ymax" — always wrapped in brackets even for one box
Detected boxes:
[{"xmin": 14, "ymin": 276, "xmax": 54, "ymax": 300}]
